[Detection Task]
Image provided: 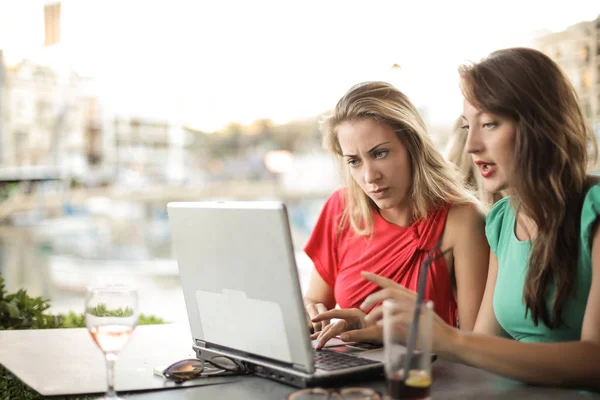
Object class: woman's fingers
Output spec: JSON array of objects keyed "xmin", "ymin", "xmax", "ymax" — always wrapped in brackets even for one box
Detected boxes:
[
  {"xmin": 315, "ymin": 322, "xmax": 337, "ymax": 348},
  {"xmin": 361, "ymin": 272, "xmax": 416, "ymax": 296},
  {"xmin": 306, "ymin": 303, "xmax": 330, "ymax": 333},
  {"xmin": 384, "ymin": 319, "xmax": 409, "ymax": 344},
  {"xmin": 364, "ymin": 306, "xmax": 384, "ymax": 326},
  {"xmin": 365, "ymin": 302, "xmax": 414, "ymax": 326},
  {"xmin": 315, "ymin": 303, "xmax": 329, "ymax": 329},
  {"xmin": 380, "ymin": 310, "xmax": 414, "ymax": 327},
  {"xmin": 313, "ymin": 323, "xmax": 329, "ymax": 344},
  {"xmin": 340, "ymin": 325, "xmax": 383, "ymax": 344},
  {"xmin": 305, "ymin": 310, "xmax": 315, "ymax": 334},
  {"xmin": 360, "ymin": 288, "xmax": 416, "ymax": 312},
  {"xmin": 312, "ymin": 308, "xmax": 361, "ymax": 322},
  {"xmin": 306, "ymin": 303, "xmax": 324, "ymax": 332},
  {"xmin": 363, "ymin": 299, "xmax": 415, "ymax": 333},
  {"xmin": 305, "ymin": 303, "xmax": 321, "ymax": 332},
  {"xmin": 315, "ymin": 320, "xmax": 347, "ymax": 349}
]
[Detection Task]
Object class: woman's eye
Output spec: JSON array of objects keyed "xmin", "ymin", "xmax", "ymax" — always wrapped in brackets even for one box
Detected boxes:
[
  {"xmin": 347, "ymin": 159, "xmax": 359, "ymax": 166},
  {"xmin": 483, "ymin": 122, "xmax": 497, "ymax": 129},
  {"xmin": 374, "ymin": 150, "xmax": 388, "ymax": 159},
  {"xmin": 460, "ymin": 125, "xmax": 469, "ymax": 131}
]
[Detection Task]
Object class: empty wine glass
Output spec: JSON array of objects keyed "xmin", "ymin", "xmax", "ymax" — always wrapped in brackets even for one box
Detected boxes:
[{"xmin": 85, "ymin": 285, "xmax": 139, "ymax": 399}]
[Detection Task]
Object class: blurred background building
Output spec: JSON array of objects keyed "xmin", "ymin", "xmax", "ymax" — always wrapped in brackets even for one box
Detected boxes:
[
  {"xmin": 536, "ymin": 15, "xmax": 600, "ymax": 136},
  {"xmin": 2, "ymin": 58, "xmax": 88, "ymax": 171},
  {"xmin": 0, "ymin": 0, "xmax": 599, "ymax": 323}
]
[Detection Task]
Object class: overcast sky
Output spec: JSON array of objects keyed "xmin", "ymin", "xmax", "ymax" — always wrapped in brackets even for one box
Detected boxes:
[{"xmin": 1, "ymin": 0, "xmax": 599, "ymax": 130}]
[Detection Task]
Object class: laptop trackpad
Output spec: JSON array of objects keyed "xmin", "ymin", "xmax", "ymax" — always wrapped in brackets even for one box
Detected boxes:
[{"xmin": 195, "ymin": 289, "xmax": 292, "ymax": 362}]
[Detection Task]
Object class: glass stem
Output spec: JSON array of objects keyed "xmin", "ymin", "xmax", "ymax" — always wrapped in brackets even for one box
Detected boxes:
[{"xmin": 105, "ymin": 353, "xmax": 118, "ymax": 398}]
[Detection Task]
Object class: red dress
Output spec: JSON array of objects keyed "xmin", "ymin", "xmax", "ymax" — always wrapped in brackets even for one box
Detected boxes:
[{"xmin": 304, "ymin": 189, "xmax": 458, "ymax": 326}]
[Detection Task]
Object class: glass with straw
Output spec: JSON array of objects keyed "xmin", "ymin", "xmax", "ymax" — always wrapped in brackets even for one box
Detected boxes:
[
  {"xmin": 383, "ymin": 299, "xmax": 433, "ymax": 399},
  {"xmin": 383, "ymin": 244, "xmax": 447, "ymax": 399}
]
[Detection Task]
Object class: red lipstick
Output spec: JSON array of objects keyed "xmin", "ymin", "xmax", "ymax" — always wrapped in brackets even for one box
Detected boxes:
[{"xmin": 474, "ymin": 161, "xmax": 497, "ymax": 179}]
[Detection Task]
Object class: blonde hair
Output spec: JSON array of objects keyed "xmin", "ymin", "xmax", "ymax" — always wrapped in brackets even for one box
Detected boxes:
[
  {"xmin": 446, "ymin": 116, "xmax": 503, "ymax": 209},
  {"xmin": 322, "ymin": 81, "xmax": 477, "ymax": 236}
]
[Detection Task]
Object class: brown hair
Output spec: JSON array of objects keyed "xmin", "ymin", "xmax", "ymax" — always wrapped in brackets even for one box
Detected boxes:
[
  {"xmin": 322, "ymin": 81, "xmax": 476, "ymax": 236},
  {"xmin": 459, "ymin": 47, "xmax": 598, "ymax": 328}
]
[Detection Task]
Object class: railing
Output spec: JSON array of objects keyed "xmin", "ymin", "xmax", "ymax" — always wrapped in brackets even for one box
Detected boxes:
[{"xmin": 0, "ymin": 181, "xmax": 332, "ymax": 222}]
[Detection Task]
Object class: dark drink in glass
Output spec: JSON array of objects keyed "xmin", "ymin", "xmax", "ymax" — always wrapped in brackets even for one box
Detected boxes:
[
  {"xmin": 384, "ymin": 301, "xmax": 434, "ymax": 400},
  {"xmin": 387, "ymin": 370, "xmax": 431, "ymax": 400}
]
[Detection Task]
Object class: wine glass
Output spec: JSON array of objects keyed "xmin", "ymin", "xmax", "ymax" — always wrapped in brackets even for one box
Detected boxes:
[{"xmin": 85, "ymin": 285, "xmax": 139, "ymax": 399}]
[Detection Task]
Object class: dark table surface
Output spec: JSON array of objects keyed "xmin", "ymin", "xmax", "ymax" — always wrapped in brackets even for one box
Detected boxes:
[
  {"xmin": 0, "ymin": 324, "xmax": 594, "ymax": 399},
  {"xmin": 126, "ymin": 359, "xmax": 594, "ymax": 400}
]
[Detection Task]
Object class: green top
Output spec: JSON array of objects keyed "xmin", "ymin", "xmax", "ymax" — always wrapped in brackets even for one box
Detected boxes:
[{"xmin": 487, "ymin": 184, "xmax": 599, "ymax": 343}]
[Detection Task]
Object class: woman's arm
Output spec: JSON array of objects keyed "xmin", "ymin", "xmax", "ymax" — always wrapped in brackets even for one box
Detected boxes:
[
  {"xmin": 304, "ymin": 266, "xmax": 336, "ymax": 308},
  {"xmin": 446, "ymin": 204, "xmax": 489, "ymax": 330},
  {"xmin": 437, "ymin": 226, "xmax": 600, "ymax": 391},
  {"xmin": 303, "ymin": 267, "xmax": 336, "ymax": 332},
  {"xmin": 444, "ymin": 332, "xmax": 600, "ymax": 390},
  {"xmin": 361, "ymin": 226, "xmax": 600, "ymax": 390}
]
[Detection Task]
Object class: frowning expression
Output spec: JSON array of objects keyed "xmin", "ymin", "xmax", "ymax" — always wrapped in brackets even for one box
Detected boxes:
[{"xmin": 337, "ymin": 119, "xmax": 412, "ymax": 214}]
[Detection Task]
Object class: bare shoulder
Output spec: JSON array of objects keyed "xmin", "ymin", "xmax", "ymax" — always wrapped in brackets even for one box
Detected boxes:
[
  {"xmin": 444, "ymin": 203, "xmax": 486, "ymax": 243},
  {"xmin": 447, "ymin": 203, "xmax": 486, "ymax": 229}
]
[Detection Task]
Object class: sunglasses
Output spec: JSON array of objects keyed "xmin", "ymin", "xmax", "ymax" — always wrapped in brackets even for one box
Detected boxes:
[{"xmin": 162, "ymin": 356, "xmax": 248, "ymax": 384}]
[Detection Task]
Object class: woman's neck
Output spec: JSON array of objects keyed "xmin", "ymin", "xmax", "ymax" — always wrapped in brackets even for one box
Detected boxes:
[{"xmin": 378, "ymin": 203, "xmax": 415, "ymax": 227}]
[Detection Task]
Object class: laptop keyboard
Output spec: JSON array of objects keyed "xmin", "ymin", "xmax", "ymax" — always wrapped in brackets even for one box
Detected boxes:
[{"xmin": 314, "ymin": 350, "xmax": 380, "ymax": 371}]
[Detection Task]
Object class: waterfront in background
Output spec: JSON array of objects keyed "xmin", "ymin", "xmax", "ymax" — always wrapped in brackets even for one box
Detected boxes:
[{"xmin": 0, "ymin": 186, "xmax": 327, "ymax": 324}]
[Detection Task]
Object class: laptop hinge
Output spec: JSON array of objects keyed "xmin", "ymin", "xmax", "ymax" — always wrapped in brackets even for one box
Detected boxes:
[
  {"xmin": 292, "ymin": 363, "xmax": 310, "ymax": 372},
  {"xmin": 194, "ymin": 339, "xmax": 207, "ymax": 348},
  {"xmin": 193, "ymin": 342, "xmax": 312, "ymax": 376}
]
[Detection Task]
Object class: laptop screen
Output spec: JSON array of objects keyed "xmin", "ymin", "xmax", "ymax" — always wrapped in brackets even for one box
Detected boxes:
[{"xmin": 167, "ymin": 201, "xmax": 314, "ymax": 371}]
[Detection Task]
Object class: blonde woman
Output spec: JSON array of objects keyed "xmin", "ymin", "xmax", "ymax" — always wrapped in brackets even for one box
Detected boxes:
[{"xmin": 304, "ymin": 82, "xmax": 489, "ymax": 348}]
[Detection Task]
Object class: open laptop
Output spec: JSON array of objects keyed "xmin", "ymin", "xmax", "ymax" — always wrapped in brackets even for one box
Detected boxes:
[{"xmin": 167, "ymin": 200, "xmax": 384, "ymax": 388}]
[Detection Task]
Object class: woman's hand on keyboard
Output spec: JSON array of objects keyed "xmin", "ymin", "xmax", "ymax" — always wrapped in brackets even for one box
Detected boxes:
[
  {"xmin": 310, "ymin": 308, "xmax": 367, "ymax": 349},
  {"xmin": 338, "ymin": 325, "xmax": 383, "ymax": 345},
  {"xmin": 305, "ymin": 302, "xmax": 330, "ymax": 334}
]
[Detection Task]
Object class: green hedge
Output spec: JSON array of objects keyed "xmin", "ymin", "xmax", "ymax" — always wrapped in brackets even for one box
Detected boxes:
[{"xmin": 0, "ymin": 276, "xmax": 166, "ymax": 400}]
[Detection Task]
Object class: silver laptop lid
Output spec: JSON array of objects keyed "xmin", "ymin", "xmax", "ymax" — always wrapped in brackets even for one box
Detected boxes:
[{"xmin": 167, "ymin": 201, "xmax": 314, "ymax": 372}]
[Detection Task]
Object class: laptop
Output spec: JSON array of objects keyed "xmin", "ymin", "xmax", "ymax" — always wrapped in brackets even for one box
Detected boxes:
[{"xmin": 167, "ymin": 200, "xmax": 384, "ymax": 388}]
